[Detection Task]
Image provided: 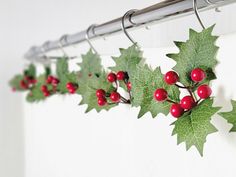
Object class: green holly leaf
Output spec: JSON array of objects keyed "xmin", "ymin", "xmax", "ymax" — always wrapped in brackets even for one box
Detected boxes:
[
  {"xmin": 109, "ymin": 45, "xmax": 143, "ymax": 90},
  {"xmin": 167, "ymin": 25, "xmax": 219, "ymax": 86},
  {"xmin": 55, "ymin": 57, "xmax": 79, "ymax": 94},
  {"xmin": 78, "ymin": 49, "xmax": 102, "ymax": 78},
  {"xmin": 76, "ymin": 49, "xmax": 116, "ymax": 112},
  {"xmin": 9, "ymin": 74, "xmax": 24, "ymax": 91},
  {"xmin": 130, "ymin": 64, "xmax": 180, "ymax": 118},
  {"xmin": 26, "ymin": 74, "xmax": 47, "ymax": 102},
  {"xmin": 24, "ymin": 63, "xmax": 36, "ymax": 77},
  {"xmin": 218, "ymin": 100, "xmax": 236, "ymax": 132},
  {"xmin": 78, "ymin": 71, "xmax": 116, "ymax": 113},
  {"xmin": 109, "ymin": 45, "xmax": 143, "ymax": 76},
  {"xmin": 56, "ymin": 57, "xmax": 69, "ymax": 78},
  {"xmin": 172, "ymin": 98, "xmax": 220, "ymax": 156}
]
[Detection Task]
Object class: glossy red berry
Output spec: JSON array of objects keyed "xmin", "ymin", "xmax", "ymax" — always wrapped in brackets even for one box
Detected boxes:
[
  {"xmin": 116, "ymin": 71, "xmax": 126, "ymax": 80},
  {"xmin": 20, "ymin": 80, "xmax": 28, "ymax": 89},
  {"xmin": 164, "ymin": 71, "xmax": 179, "ymax": 85},
  {"xmin": 197, "ymin": 84, "xmax": 212, "ymax": 99},
  {"xmin": 191, "ymin": 68, "xmax": 206, "ymax": 82},
  {"xmin": 30, "ymin": 79, "xmax": 37, "ymax": 84},
  {"xmin": 51, "ymin": 78, "xmax": 60, "ymax": 86},
  {"xmin": 43, "ymin": 91, "xmax": 50, "ymax": 97},
  {"xmin": 154, "ymin": 88, "xmax": 168, "ymax": 101},
  {"xmin": 97, "ymin": 97, "xmax": 107, "ymax": 106},
  {"xmin": 46, "ymin": 75, "xmax": 54, "ymax": 84},
  {"xmin": 180, "ymin": 96, "xmax": 195, "ymax": 110},
  {"xmin": 110, "ymin": 91, "xmax": 120, "ymax": 102},
  {"xmin": 170, "ymin": 103, "xmax": 184, "ymax": 118},
  {"xmin": 127, "ymin": 82, "xmax": 131, "ymax": 91},
  {"xmin": 41, "ymin": 85, "xmax": 48, "ymax": 92},
  {"xmin": 66, "ymin": 82, "xmax": 74, "ymax": 89},
  {"xmin": 68, "ymin": 88, "xmax": 76, "ymax": 94},
  {"xmin": 107, "ymin": 73, "xmax": 117, "ymax": 83},
  {"xmin": 96, "ymin": 89, "xmax": 106, "ymax": 98}
]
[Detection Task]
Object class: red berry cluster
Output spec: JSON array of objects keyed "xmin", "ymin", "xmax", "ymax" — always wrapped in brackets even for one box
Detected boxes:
[
  {"xmin": 19, "ymin": 75, "xmax": 37, "ymax": 90},
  {"xmin": 107, "ymin": 71, "xmax": 131, "ymax": 91},
  {"xmin": 96, "ymin": 71, "xmax": 131, "ymax": 106},
  {"xmin": 66, "ymin": 82, "xmax": 78, "ymax": 94},
  {"xmin": 40, "ymin": 75, "xmax": 60, "ymax": 97},
  {"xmin": 154, "ymin": 68, "xmax": 212, "ymax": 118}
]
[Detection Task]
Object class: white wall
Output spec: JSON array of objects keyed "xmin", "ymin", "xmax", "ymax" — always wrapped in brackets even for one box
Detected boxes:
[{"xmin": 1, "ymin": 0, "xmax": 236, "ymax": 177}]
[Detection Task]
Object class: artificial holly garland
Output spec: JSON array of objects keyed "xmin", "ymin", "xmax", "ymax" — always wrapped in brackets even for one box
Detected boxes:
[{"xmin": 9, "ymin": 25, "xmax": 236, "ymax": 156}]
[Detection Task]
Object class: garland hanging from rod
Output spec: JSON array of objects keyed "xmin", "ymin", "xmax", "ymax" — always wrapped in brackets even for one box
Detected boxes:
[{"xmin": 9, "ymin": 25, "xmax": 236, "ymax": 156}]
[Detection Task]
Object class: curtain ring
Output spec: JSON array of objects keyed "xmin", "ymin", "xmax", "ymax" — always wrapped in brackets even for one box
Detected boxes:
[
  {"xmin": 40, "ymin": 41, "xmax": 52, "ymax": 65},
  {"xmin": 42, "ymin": 41, "xmax": 50, "ymax": 60},
  {"xmin": 58, "ymin": 34, "xmax": 69, "ymax": 57},
  {"xmin": 121, "ymin": 9, "xmax": 139, "ymax": 46},
  {"xmin": 193, "ymin": 0, "xmax": 206, "ymax": 30},
  {"xmin": 85, "ymin": 24, "xmax": 98, "ymax": 54}
]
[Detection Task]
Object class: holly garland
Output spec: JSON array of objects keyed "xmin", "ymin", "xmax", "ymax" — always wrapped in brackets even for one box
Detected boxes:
[{"xmin": 9, "ymin": 25, "xmax": 236, "ymax": 156}]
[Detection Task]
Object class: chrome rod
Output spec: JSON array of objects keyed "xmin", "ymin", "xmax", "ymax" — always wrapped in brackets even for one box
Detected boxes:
[{"xmin": 25, "ymin": 0, "xmax": 236, "ymax": 60}]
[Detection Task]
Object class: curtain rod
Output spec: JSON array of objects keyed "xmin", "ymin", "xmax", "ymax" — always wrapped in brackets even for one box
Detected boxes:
[{"xmin": 25, "ymin": 0, "xmax": 236, "ymax": 60}]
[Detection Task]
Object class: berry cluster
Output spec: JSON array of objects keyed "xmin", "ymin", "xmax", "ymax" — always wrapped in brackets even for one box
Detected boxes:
[
  {"xmin": 40, "ymin": 75, "xmax": 60, "ymax": 97},
  {"xmin": 96, "ymin": 71, "xmax": 131, "ymax": 106},
  {"xmin": 66, "ymin": 82, "xmax": 78, "ymax": 94},
  {"xmin": 19, "ymin": 75, "xmax": 37, "ymax": 90},
  {"xmin": 154, "ymin": 68, "xmax": 212, "ymax": 118}
]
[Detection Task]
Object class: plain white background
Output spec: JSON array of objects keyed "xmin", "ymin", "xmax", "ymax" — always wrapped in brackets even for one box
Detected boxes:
[{"xmin": 1, "ymin": 0, "xmax": 236, "ymax": 177}]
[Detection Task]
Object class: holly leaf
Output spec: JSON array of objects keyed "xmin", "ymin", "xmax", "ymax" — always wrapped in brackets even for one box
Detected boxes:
[
  {"xmin": 77, "ymin": 49, "xmax": 116, "ymax": 112},
  {"xmin": 130, "ymin": 64, "xmax": 180, "ymax": 118},
  {"xmin": 78, "ymin": 49, "xmax": 102, "ymax": 78},
  {"xmin": 172, "ymin": 99, "xmax": 220, "ymax": 156},
  {"xmin": 56, "ymin": 57, "xmax": 69, "ymax": 78},
  {"xmin": 9, "ymin": 74, "xmax": 24, "ymax": 91},
  {"xmin": 78, "ymin": 71, "xmax": 116, "ymax": 113},
  {"xmin": 109, "ymin": 45, "xmax": 143, "ymax": 90},
  {"xmin": 55, "ymin": 57, "xmax": 79, "ymax": 93},
  {"xmin": 26, "ymin": 74, "xmax": 47, "ymax": 102},
  {"xmin": 167, "ymin": 25, "xmax": 219, "ymax": 86},
  {"xmin": 218, "ymin": 100, "xmax": 236, "ymax": 132},
  {"xmin": 109, "ymin": 45, "xmax": 143, "ymax": 76},
  {"xmin": 24, "ymin": 63, "xmax": 36, "ymax": 77}
]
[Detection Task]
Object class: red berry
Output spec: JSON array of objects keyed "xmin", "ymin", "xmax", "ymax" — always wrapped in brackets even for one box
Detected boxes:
[
  {"xmin": 154, "ymin": 88, "xmax": 168, "ymax": 101},
  {"xmin": 107, "ymin": 73, "xmax": 117, "ymax": 82},
  {"xmin": 197, "ymin": 84, "xmax": 212, "ymax": 99},
  {"xmin": 20, "ymin": 80, "xmax": 28, "ymax": 89},
  {"xmin": 68, "ymin": 87, "xmax": 76, "ymax": 94},
  {"xmin": 127, "ymin": 82, "xmax": 132, "ymax": 91},
  {"xmin": 51, "ymin": 78, "xmax": 60, "ymax": 86},
  {"xmin": 30, "ymin": 79, "xmax": 37, "ymax": 84},
  {"xmin": 96, "ymin": 89, "xmax": 106, "ymax": 98},
  {"xmin": 110, "ymin": 91, "xmax": 120, "ymax": 102},
  {"xmin": 43, "ymin": 91, "xmax": 50, "ymax": 97},
  {"xmin": 191, "ymin": 68, "xmax": 206, "ymax": 82},
  {"xmin": 170, "ymin": 103, "xmax": 184, "ymax": 118},
  {"xmin": 116, "ymin": 71, "xmax": 126, "ymax": 80},
  {"xmin": 98, "ymin": 97, "xmax": 107, "ymax": 106},
  {"xmin": 180, "ymin": 96, "xmax": 195, "ymax": 110},
  {"xmin": 41, "ymin": 85, "xmax": 48, "ymax": 92},
  {"xmin": 164, "ymin": 71, "xmax": 179, "ymax": 85},
  {"xmin": 12, "ymin": 87, "xmax": 16, "ymax": 92},
  {"xmin": 46, "ymin": 75, "xmax": 54, "ymax": 84},
  {"xmin": 66, "ymin": 82, "xmax": 74, "ymax": 89}
]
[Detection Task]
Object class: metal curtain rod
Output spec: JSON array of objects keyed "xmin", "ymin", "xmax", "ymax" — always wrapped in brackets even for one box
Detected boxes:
[{"xmin": 25, "ymin": 0, "xmax": 236, "ymax": 60}]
